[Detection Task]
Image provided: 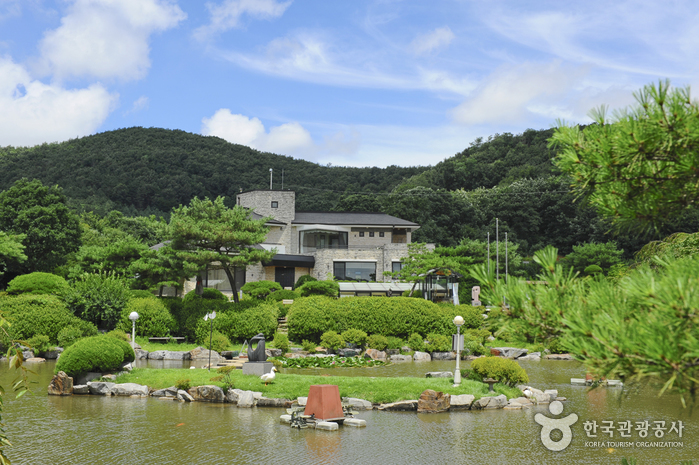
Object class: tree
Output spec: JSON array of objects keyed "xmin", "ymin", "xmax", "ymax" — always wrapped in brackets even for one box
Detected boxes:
[
  {"xmin": 0, "ymin": 179, "xmax": 81, "ymax": 281},
  {"xmin": 0, "ymin": 231, "xmax": 26, "ymax": 278},
  {"xmin": 129, "ymin": 244, "xmax": 200, "ymax": 296},
  {"xmin": 385, "ymin": 243, "xmax": 461, "ymax": 296},
  {"xmin": 551, "ymin": 80, "xmax": 699, "ymax": 234},
  {"xmin": 168, "ymin": 197, "xmax": 274, "ymax": 302},
  {"xmin": 561, "ymin": 241, "xmax": 624, "ymax": 274}
]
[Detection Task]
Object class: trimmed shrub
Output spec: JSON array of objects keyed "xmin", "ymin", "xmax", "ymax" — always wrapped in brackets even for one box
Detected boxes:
[
  {"xmin": 547, "ymin": 338, "xmax": 567, "ymax": 354},
  {"xmin": 106, "ymin": 330, "xmax": 130, "ymax": 342},
  {"xmin": 385, "ymin": 336, "xmax": 403, "ymax": 350},
  {"xmin": 341, "ymin": 329, "xmax": 367, "ymax": 347},
  {"xmin": 425, "ymin": 333, "xmax": 452, "ymax": 353},
  {"xmin": 193, "ymin": 303, "xmax": 278, "ymax": 344},
  {"xmin": 115, "ymin": 298, "xmax": 176, "ymax": 338},
  {"xmin": 241, "ymin": 281, "xmax": 282, "ymax": 300},
  {"xmin": 266, "ymin": 289, "xmax": 299, "ymax": 302},
  {"xmin": 584, "ymin": 264, "xmax": 604, "ymax": 276},
  {"xmin": 56, "ymin": 321, "xmax": 99, "ymax": 348},
  {"xmin": 6, "ymin": 272, "xmax": 70, "ymax": 296},
  {"xmin": 301, "ymin": 340, "xmax": 316, "ymax": 353},
  {"xmin": 55, "ymin": 335, "xmax": 135, "ymax": 376},
  {"xmin": 296, "ymin": 280, "xmax": 339, "ymax": 298},
  {"xmin": 466, "ymin": 340, "xmax": 487, "ymax": 356},
  {"xmin": 173, "ymin": 299, "xmax": 258, "ymax": 341},
  {"xmin": 469, "ymin": 357, "xmax": 529, "ymax": 387},
  {"xmin": 465, "ymin": 328, "xmax": 492, "ymax": 345},
  {"xmin": 407, "ymin": 333, "xmax": 425, "ymax": 351},
  {"xmin": 183, "ymin": 287, "xmax": 228, "ymax": 302},
  {"xmin": 294, "ymin": 274, "xmax": 317, "ymax": 289},
  {"xmin": 320, "ymin": 331, "xmax": 345, "ymax": 350},
  {"xmin": 27, "ymin": 334, "xmax": 52, "ymax": 355},
  {"xmin": 401, "ymin": 289, "xmax": 423, "ymax": 298},
  {"xmin": 197, "ymin": 330, "xmax": 230, "ymax": 353},
  {"xmin": 128, "ymin": 290, "xmax": 156, "ymax": 299},
  {"xmin": 175, "ymin": 379, "xmax": 191, "ymax": 391},
  {"xmin": 271, "ymin": 332, "xmax": 290, "ymax": 354},
  {"xmin": 367, "ymin": 334, "xmax": 388, "ymax": 351},
  {"xmin": 64, "ymin": 273, "xmax": 130, "ymax": 330}
]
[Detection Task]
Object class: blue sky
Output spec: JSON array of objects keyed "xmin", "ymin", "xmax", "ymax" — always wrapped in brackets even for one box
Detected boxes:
[{"xmin": 1, "ymin": 0, "xmax": 697, "ymax": 167}]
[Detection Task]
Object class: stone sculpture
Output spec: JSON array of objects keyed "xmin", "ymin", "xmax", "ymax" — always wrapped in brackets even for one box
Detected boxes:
[
  {"xmin": 247, "ymin": 333, "xmax": 267, "ymax": 362},
  {"xmin": 471, "ymin": 286, "xmax": 482, "ymax": 306}
]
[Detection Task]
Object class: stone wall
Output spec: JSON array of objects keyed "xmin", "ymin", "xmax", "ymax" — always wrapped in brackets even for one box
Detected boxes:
[{"xmin": 313, "ymin": 243, "xmax": 410, "ymax": 282}]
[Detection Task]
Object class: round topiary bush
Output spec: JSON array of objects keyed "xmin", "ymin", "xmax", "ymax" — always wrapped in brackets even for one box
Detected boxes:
[
  {"xmin": 367, "ymin": 334, "xmax": 388, "ymax": 351},
  {"xmin": 6, "ymin": 272, "xmax": 70, "ymax": 296},
  {"xmin": 193, "ymin": 302, "xmax": 278, "ymax": 343},
  {"xmin": 115, "ymin": 298, "xmax": 176, "ymax": 338},
  {"xmin": 320, "ymin": 331, "xmax": 345, "ymax": 350},
  {"xmin": 241, "ymin": 281, "xmax": 282, "ymax": 300},
  {"xmin": 341, "ymin": 329, "xmax": 367, "ymax": 347},
  {"xmin": 407, "ymin": 333, "xmax": 425, "ymax": 351},
  {"xmin": 64, "ymin": 273, "xmax": 130, "ymax": 330},
  {"xmin": 469, "ymin": 356, "xmax": 529, "ymax": 387},
  {"xmin": 294, "ymin": 274, "xmax": 317, "ymax": 289},
  {"xmin": 425, "ymin": 333, "xmax": 452, "ymax": 353},
  {"xmin": 296, "ymin": 280, "xmax": 339, "ymax": 298},
  {"xmin": 55, "ymin": 335, "xmax": 135, "ymax": 377},
  {"xmin": 183, "ymin": 288, "xmax": 228, "ymax": 302},
  {"xmin": 196, "ymin": 330, "xmax": 230, "ymax": 353},
  {"xmin": 266, "ymin": 289, "xmax": 299, "ymax": 302},
  {"xmin": 584, "ymin": 264, "xmax": 604, "ymax": 276},
  {"xmin": 271, "ymin": 332, "xmax": 290, "ymax": 354}
]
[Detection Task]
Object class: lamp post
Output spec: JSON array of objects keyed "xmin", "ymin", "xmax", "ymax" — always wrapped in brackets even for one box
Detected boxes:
[
  {"xmin": 129, "ymin": 312, "xmax": 139, "ymax": 350},
  {"xmin": 453, "ymin": 315, "xmax": 464, "ymax": 387},
  {"xmin": 204, "ymin": 311, "xmax": 217, "ymax": 371}
]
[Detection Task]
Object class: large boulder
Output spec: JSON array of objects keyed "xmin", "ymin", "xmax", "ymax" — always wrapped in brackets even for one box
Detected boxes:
[
  {"xmin": 112, "ymin": 383, "xmax": 149, "ymax": 397},
  {"xmin": 88, "ymin": 382, "xmax": 115, "ymax": 396},
  {"xmin": 48, "ymin": 371, "xmax": 73, "ymax": 396},
  {"xmin": 72, "ymin": 385, "xmax": 89, "ymax": 395},
  {"xmin": 343, "ymin": 397, "xmax": 373, "ymax": 410},
  {"xmin": 417, "ymin": 389, "xmax": 450, "ymax": 413},
  {"xmin": 148, "ymin": 350, "xmax": 190, "ymax": 360},
  {"xmin": 489, "ymin": 347, "xmax": 528, "ymax": 359},
  {"xmin": 177, "ymin": 390, "xmax": 194, "ymax": 402},
  {"xmin": 237, "ymin": 390, "xmax": 255, "ymax": 408},
  {"xmin": 337, "ymin": 348, "xmax": 361, "ymax": 357},
  {"xmin": 471, "ymin": 394, "xmax": 508, "ymax": 410},
  {"xmin": 188, "ymin": 385, "xmax": 225, "ymax": 402},
  {"xmin": 430, "ymin": 352, "xmax": 456, "ymax": 361},
  {"xmin": 544, "ymin": 353, "xmax": 574, "ymax": 360},
  {"xmin": 151, "ymin": 386, "xmax": 179, "ymax": 398},
  {"xmin": 449, "ymin": 394, "xmax": 475, "ymax": 410},
  {"xmin": 265, "ymin": 349, "xmax": 282, "ymax": 357},
  {"xmin": 379, "ymin": 400, "xmax": 418, "ymax": 411},
  {"xmin": 364, "ymin": 349, "xmax": 387, "ymax": 361},
  {"xmin": 134, "ymin": 349, "xmax": 149, "ymax": 360},
  {"xmin": 256, "ymin": 397, "xmax": 290, "ymax": 407},
  {"xmin": 413, "ymin": 351, "xmax": 431, "ymax": 362},
  {"xmin": 189, "ymin": 347, "xmax": 221, "ymax": 361},
  {"xmin": 390, "ymin": 354, "xmax": 412, "ymax": 363}
]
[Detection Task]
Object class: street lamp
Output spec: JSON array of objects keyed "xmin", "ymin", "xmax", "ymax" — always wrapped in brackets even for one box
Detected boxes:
[
  {"xmin": 129, "ymin": 312, "xmax": 139, "ymax": 350},
  {"xmin": 204, "ymin": 311, "xmax": 217, "ymax": 371},
  {"xmin": 453, "ymin": 315, "xmax": 464, "ymax": 387}
]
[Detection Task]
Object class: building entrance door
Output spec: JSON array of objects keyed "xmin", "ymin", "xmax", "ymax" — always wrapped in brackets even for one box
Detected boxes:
[{"xmin": 275, "ymin": 267, "xmax": 295, "ymax": 289}]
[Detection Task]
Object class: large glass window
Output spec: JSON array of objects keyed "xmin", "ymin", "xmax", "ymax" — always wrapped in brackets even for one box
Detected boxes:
[
  {"xmin": 334, "ymin": 261, "xmax": 376, "ymax": 282},
  {"xmin": 392, "ymin": 261, "xmax": 403, "ymax": 273},
  {"xmin": 204, "ymin": 267, "xmax": 245, "ymax": 292},
  {"xmin": 300, "ymin": 230, "xmax": 348, "ymax": 253}
]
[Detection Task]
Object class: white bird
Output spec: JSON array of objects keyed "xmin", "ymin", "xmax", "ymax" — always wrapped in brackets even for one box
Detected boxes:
[{"xmin": 261, "ymin": 367, "xmax": 277, "ymax": 385}]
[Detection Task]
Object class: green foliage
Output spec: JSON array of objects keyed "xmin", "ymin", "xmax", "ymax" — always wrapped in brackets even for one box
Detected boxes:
[
  {"xmin": 275, "ymin": 355, "xmax": 387, "ymax": 369},
  {"xmin": 552, "ymin": 80, "xmax": 699, "ymax": 233},
  {"xmin": 634, "ymin": 231, "xmax": 699, "ymax": 266},
  {"xmin": 193, "ymin": 302, "xmax": 278, "ymax": 343},
  {"xmin": 115, "ymin": 298, "xmax": 176, "ymax": 338},
  {"xmin": 320, "ymin": 331, "xmax": 345, "ymax": 350},
  {"xmin": 0, "ymin": 230, "xmax": 26, "ymax": 277},
  {"xmin": 27, "ymin": 334, "xmax": 52, "ymax": 355},
  {"xmin": 241, "ymin": 280, "xmax": 282, "ymax": 299},
  {"xmin": 266, "ymin": 289, "xmax": 298, "ymax": 302},
  {"xmin": 562, "ymin": 242, "xmax": 624, "ymax": 274},
  {"xmin": 271, "ymin": 332, "xmax": 290, "ymax": 354},
  {"xmin": 367, "ymin": 334, "xmax": 388, "ymax": 351},
  {"xmin": 6, "ymin": 272, "xmax": 70, "ymax": 296},
  {"xmin": 64, "ymin": 273, "xmax": 130, "ymax": 330},
  {"xmin": 465, "ymin": 328, "xmax": 492, "ymax": 345},
  {"xmin": 401, "ymin": 289, "xmax": 422, "ymax": 298},
  {"xmin": 341, "ymin": 329, "xmax": 367, "ymax": 347},
  {"xmin": 183, "ymin": 287, "xmax": 228, "ymax": 302},
  {"xmin": 128, "ymin": 290, "xmax": 156, "ymax": 299},
  {"xmin": 407, "ymin": 333, "xmax": 425, "ymax": 351},
  {"xmin": 296, "ymin": 280, "xmax": 339, "ymax": 298},
  {"xmin": 201, "ymin": 331, "xmax": 231, "ymax": 353},
  {"xmin": 294, "ymin": 274, "xmax": 317, "ymax": 289},
  {"xmin": 425, "ymin": 333, "xmax": 452, "ymax": 352},
  {"xmin": 547, "ymin": 338, "xmax": 567, "ymax": 354},
  {"xmin": 466, "ymin": 340, "xmax": 487, "ymax": 356},
  {"xmin": 56, "ymin": 321, "xmax": 99, "ymax": 348},
  {"xmin": 301, "ymin": 340, "xmax": 317, "ymax": 353},
  {"xmin": 55, "ymin": 335, "xmax": 135, "ymax": 376},
  {"xmin": 106, "ymin": 330, "xmax": 130, "ymax": 342},
  {"xmin": 583, "ymin": 265, "xmax": 603, "ymax": 276},
  {"xmin": 470, "ymin": 357, "xmax": 529, "ymax": 387},
  {"xmin": 175, "ymin": 379, "xmax": 191, "ymax": 391},
  {"xmin": 385, "ymin": 336, "xmax": 404, "ymax": 350}
]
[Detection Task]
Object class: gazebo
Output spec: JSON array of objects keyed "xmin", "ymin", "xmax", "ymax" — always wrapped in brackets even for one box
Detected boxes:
[{"xmin": 420, "ymin": 268, "xmax": 462, "ymax": 303}]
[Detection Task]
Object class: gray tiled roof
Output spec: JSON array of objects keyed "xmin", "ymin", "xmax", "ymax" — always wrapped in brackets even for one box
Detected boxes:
[
  {"xmin": 292, "ymin": 212, "xmax": 418, "ymax": 227},
  {"xmin": 250, "ymin": 212, "xmax": 286, "ymax": 225}
]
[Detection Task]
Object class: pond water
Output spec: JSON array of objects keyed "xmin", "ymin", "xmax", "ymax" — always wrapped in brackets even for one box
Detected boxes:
[{"xmin": 2, "ymin": 359, "xmax": 696, "ymax": 464}]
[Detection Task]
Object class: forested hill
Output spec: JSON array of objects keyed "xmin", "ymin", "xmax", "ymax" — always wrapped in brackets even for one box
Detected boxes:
[{"xmin": 0, "ymin": 127, "xmax": 428, "ymax": 215}]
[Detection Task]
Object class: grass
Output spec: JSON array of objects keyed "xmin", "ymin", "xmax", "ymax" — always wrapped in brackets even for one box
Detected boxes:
[
  {"xmin": 116, "ymin": 367, "xmax": 522, "ymax": 404},
  {"xmin": 134, "ymin": 337, "xmax": 201, "ymax": 352},
  {"xmin": 487, "ymin": 338, "xmax": 544, "ymax": 352}
]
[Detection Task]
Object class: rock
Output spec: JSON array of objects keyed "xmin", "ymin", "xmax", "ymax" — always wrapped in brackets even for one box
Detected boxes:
[
  {"xmin": 237, "ymin": 390, "xmax": 255, "ymax": 408},
  {"xmin": 72, "ymin": 385, "xmax": 89, "ymax": 395},
  {"xmin": 401, "ymin": 346, "xmax": 411, "ymax": 353},
  {"xmin": 189, "ymin": 347, "xmax": 222, "ymax": 361},
  {"xmin": 390, "ymin": 354, "xmax": 412, "ymax": 363},
  {"xmin": 134, "ymin": 349, "xmax": 149, "ymax": 360},
  {"xmin": 132, "ymin": 343, "xmax": 142, "ymax": 350},
  {"xmin": 226, "ymin": 389, "xmax": 239, "ymax": 403},
  {"xmin": 450, "ymin": 394, "xmax": 475, "ymax": 410},
  {"xmin": 120, "ymin": 362, "xmax": 133, "ymax": 372},
  {"xmin": 544, "ymin": 390, "xmax": 558, "ymax": 402},
  {"xmin": 337, "ymin": 348, "xmax": 361, "ymax": 357},
  {"xmin": 571, "ymin": 378, "xmax": 587, "ymax": 386},
  {"xmin": 430, "ymin": 352, "xmax": 456, "ymax": 361},
  {"xmin": 25, "ymin": 357, "xmax": 46, "ymax": 363},
  {"xmin": 257, "ymin": 397, "xmax": 290, "ymax": 407},
  {"xmin": 314, "ymin": 348, "xmax": 328, "ymax": 354},
  {"xmin": 112, "ymin": 383, "xmax": 149, "ymax": 397},
  {"xmin": 413, "ymin": 351, "xmax": 431, "ymax": 362},
  {"xmin": 503, "ymin": 404, "xmax": 522, "ymax": 410},
  {"xmin": 425, "ymin": 371, "xmax": 453, "ymax": 378},
  {"xmin": 489, "ymin": 347, "xmax": 528, "ymax": 359},
  {"xmin": 102, "ymin": 374, "xmax": 117, "ymax": 381},
  {"xmin": 74, "ymin": 372, "xmax": 103, "ymax": 385},
  {"xmin": 544, "ymin": 353, "xmax": 574, "ymax": 360},
  {"xmin": 508, "ymin": 397, "xmax": 533, "ymax": 406},
  {"xmin": 151, "ymin": 386, "xmax": 179, "ymax": 398},
  {"xmin": 297, "ymin": 396, "xmax": 308, "ymax": 406},
  {"xmin": 284, "ymin": 353, "xmax": 306, "ymax": 359},
  {"xmin": 556, "ymin": 397, "xmax": 567, "ymax": 402},
  {"xmin": 471, "ymin": 394, "xmax": 508, "ymax": 410},
  {"xmin": 517, "ymin": 352, "xmax": 541, "ymax": 361},
  {"xmin": 48, "ymin": 371, "xmax": 73, "ymax": 396},
  {"xmin": 364, "ymin": 349, "xmax": 387, "ymax": 361},
  {"xmin": 220, "ymin": 351, "xmax": 236, "ymax": 359},
  {"xmin": 343, "ymin": 418, "xmax": 367, "ymax": 427},
  {"xmin": 22, "ymin": 350, "xmax": 34, "ymax": 359},
  {"xmin": 148, "ymin": 350, "xmax": 190, "ymax": 360},
  {"xmin": 88, "ymin": 382, "xmax": 115, "ymax": 396},
  {"xmin": 265, "ymin": 349, "xmax": 282, "ymax": 357},
  {"xmin": 177, "ymin": 390, "xmax": 194, "ymax": 402},
  {"xmin": 188, "ymin": 385, "xmax": 225, "ymax": 402},
  {"xmin": 43, "ymin": 348, "xmax": 63, "ymax": 359},
  {"xmin": 280, "ymin": 414, "xmax": 292, "ymax": 424},
  {"xmin": 385, "ymin": 349, "xmax": 400, "ymax": 356},
  {"xmin": 343, "ymin": 397, "xmax": 373, "ymax": 410},
  {"xmin": 379, "ymin": 400, "xmax": 418, "ymax": 411},
  {"xmin": 418, "ymin": 389, "xmax": 450, "ymax": 413},
  {"xmin": 315, "ymin": 421, "xmax": 338, "ymax": 431}
]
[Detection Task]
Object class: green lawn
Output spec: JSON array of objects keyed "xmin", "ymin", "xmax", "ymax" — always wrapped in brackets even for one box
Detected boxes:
[{"xmin": 116, "ymin": 367, "xmax": 521, "ymax": 404}]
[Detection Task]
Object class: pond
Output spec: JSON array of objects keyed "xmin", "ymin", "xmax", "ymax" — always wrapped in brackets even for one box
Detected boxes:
[{"xmin": 2, "ymin": 359, "xmax": 695, "ymax": 464}]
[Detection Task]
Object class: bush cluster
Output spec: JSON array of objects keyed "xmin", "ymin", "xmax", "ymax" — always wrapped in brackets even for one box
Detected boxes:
[
  {"xmin": 183, "ymin": 288, "xmax": 228, "ymax": 302},
  {"xmin": 27, "ymin": 334, "xmax": 52, "ymax": 355},
  {"xmin": 294, "ymin": 275, "xmax": 317, "ymax": 288},
  {"xmin": 193, "ymin": 303, "xmax": 278, "ymax": 344},
  {"xmin": 425, "ymin": 333, "xmax": 452, "ymax": 353},
  {"xmin": 407, "ymin": 333, "xmax": 424, "ymax": 351},
  {"xmin": 341, "ymin": 329, "xmax": 367, "ymax": 347},
  {"xmin": 6, "ymin": 272, "xmax": 70, "ymax": 296},
  {"xmin": 296, "ymin": 281, "xmax": 339, "ymax": 298},
  {"xmin": 57, "ymin": 322, "xmax": 99, "ymax": 348},
  {"xmin": 367, "ymin": 334, "xmax": 388, "ymax": 351},
  {"xmin": 469, "ymin": 357, "xmax": 529, "ymax": 387},
  {"xmin": 271, "ymin": 332, "xmax": 290, "ymax": 354},
  {"xmin": 115, "ymin": 298, "xmax": 176, "ymax": 338},
  {"xmin": 64, "ymin": 273, "xmax": 130, "ymax": 330},
  {"xmin": 241, "ymin": 281, "xmax": 282, "ymax": 299},
  {"xmin": 55, "ymin": 335, "xmax": 135, "ymax": 377},
  {"xmin": 320, "ymin": 331, "xmax": 345, "ymax": 350},
  {"xmin": 197, "ymin": 330, "xmax": 231, "ymax": 353}
]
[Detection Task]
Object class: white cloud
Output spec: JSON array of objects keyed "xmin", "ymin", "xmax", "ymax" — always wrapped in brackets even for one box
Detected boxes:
[
  {"xmin": 451, "ymin": 61, "xmax": 587, "ymax": 125},
  {"xmin": 410, "ymin": 26, "xmax": 455, "ymax": 55},
  {"xmin": 128, "ymin": 95, "xmax": 149, "ymax": 113},
  {"xmin": 38, "ymin": 0, "xmax": 186, "ymax": 81},
  {"xmin": 194, "ymin": 0, "xmax": 291, "ymax": 41},
  {"xmin": 0, "ymin": 57, "xmax": 116, "ymax": 146},
  {"xmin": 201, "ymin": 109, "xmax": 359, "ymax": 160}
]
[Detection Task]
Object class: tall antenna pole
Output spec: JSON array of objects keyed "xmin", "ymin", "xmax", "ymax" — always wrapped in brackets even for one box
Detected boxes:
[
  {"xmin": 269, "ymin": 168, "xmax": 273, "ymax": 190},
  {"xmin": 496, "ymin": 218, "xmax": 499, "ymax": 281},
  {"xmin": 282, "ymin": 169, "xmax": 284, "ymax": 190},
  {"xmin": 487, "ymin": 232, "xmax": 490, "ymax": 275},
  {"xmin": 505, "ymin": 232, "xmax": 508, "ymax": 284}
]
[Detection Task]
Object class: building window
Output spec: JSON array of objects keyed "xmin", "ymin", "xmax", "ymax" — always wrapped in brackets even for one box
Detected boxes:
[
  {"xmin": 359, "ymin": 231, "xmax": 364, "ymax": 237},
  {"xmin": 392, "ymin": 262, "xmax": 403, "ymax": 273},
  {"xmin": 369, "ymin": 232, "xmax": 375, "ymax": 237},
  {"xmin": 334, "ymin": 262, "xmax": 376, "ymax": 282},
  {"xmin": 379, "ymin": 232, "xmax": 385, "ymax": 237},
  {"xmin": 271, "ymin": 201, "xmax": 278, "ymax": 208},
  {"xmin": 299, "ymin": 230, "xmax": 348, "ymax": 253}
]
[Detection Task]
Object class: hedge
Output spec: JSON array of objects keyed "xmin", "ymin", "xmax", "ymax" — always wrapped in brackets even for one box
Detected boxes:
[
  {"xmin": 240, "ymin": 281, "xmax": 282, "ymax": 299},
  {"xmin": 6, "ymin": 272, "xmax": 70, "ymax": 296},
  {"xmin": 194, "ymin": 302, "xmax": 278, "ymax": 344},
  {"xmin": 115, "ymin": 298, "xmax": 176, "ymax": 338},
  {"xmin": 55, "ymin": 335, "xmax": 135, "ymax": 377},
  {"xmin": 468, "ymin": 357, "xmax": 529, "ymax": 387},
  {"xmin": 164, "ymin": 297, "xmax": 258, "ymax": 341},
  {"xmin": 286, "ymin": 296, "xmax": 485, "ymax": 342}
]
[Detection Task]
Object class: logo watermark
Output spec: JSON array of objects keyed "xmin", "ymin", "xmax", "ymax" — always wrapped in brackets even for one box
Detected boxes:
[{"xmin": 534, "ymin": 401, "xmax": 578, "ymax": 451}]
